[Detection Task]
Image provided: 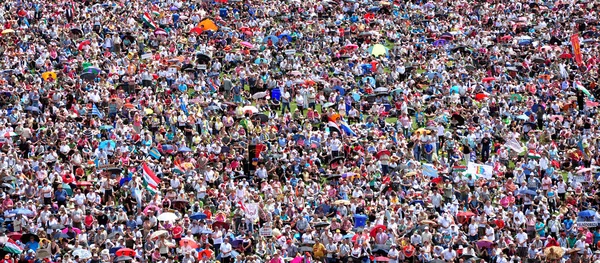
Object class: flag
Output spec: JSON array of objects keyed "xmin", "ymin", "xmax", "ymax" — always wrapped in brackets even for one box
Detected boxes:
[
  {"xmin": 527, "ymin": 150, "xmax": 541, "ymax": 160},
  {"xmin": 328, "ymin": 121, "xmax": 341, "ymax": 135},
  {"xmin": 142, "ymin": 12, "xmax": 158, "ymax": 29},
  {"xmin": 505, "ymin": 138, "xmax": 525, "ymax": 153},
  {"xmin": 571, "ymin": 34, "xmax": 583, "ymax": 66},
  {"xmin": 148, "ymin": 148, "xmax": 161, "ymax": 160},
  {"xmin": 4, "ymin": 239, "xmax": 22, "ymax": 254},
  {"xmin": 340, "ymin": 121, "xmax": 357, "ymax": 136},
  {"xmin": 91, "ymin": 104, "xmax": 104, "ymax": 118},
  {"xmin": 422, "ymin": 163, "xmax": 438, "ymax": 178},
  {"xmin": 142, "ymin": 162, "xmax": 161, "ymax": 194},
  {"xmin": 237, "ymin": 201, "xmax": 246, "ymax": 211},
  {"xmin": 452, "ymin": 165, "xmax": 467, "ymax": 173}
]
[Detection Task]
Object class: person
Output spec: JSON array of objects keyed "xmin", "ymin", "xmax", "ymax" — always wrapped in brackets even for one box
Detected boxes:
[{"xmin": 220, "ymin": 238, "xmax": 233, "ymax": 263}]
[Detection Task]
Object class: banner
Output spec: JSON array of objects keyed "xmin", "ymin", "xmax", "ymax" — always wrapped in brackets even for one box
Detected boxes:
[
  {"xmin": 259, "ymin": 227, "xmax": 273, "ymax": 236},
  {"xmin": 571, "ymin": 34, "xmax": 583, "ymax": 66},
  {"xmin": 245, "ymin": 203, "xmax": 259, "ymax": 221},
  {"xmin": 466, "ymin": 163, "xmax": 493, "ymax": 179}
]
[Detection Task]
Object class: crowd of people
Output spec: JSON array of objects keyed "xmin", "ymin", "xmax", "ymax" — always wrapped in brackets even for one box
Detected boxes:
[{"xmin": 0, "ymin": 0, "xmax": 599, "ymax": 262}]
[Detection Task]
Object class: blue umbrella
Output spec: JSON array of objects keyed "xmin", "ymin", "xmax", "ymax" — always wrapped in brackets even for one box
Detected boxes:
[
  {"xmin": 432, "ymin": 39, "xmax": 447, "ymax": 47},
  {"xmin": 351, "ymin": 92, "xmax": 361, "ymax": 101},
  {"xmin": 278, "ymin": 34, "xmax": 292, "ymax": 42},
  {"xmin": 263, "ymin": 35, "xmax": 279, "ymax": 44},
  {"xmin": 254, "ymin": 58, "xmax": 269, "ymax": 64},
  {"xmin": 119, "ymin": 177, "xmax": 131, "ymax": 186},
  {"xmin": 9, "ymin": 208, "xmax": 34, "ymax": 215},
  {"xmin": 190, "ymin": 213, "xmax": 208, "ymax": 220},
  {"xmin": 179, "ymin": 146, "xmax": 192, "ymax": 153},
  {"xmin": 25, "ymin": 106, "xmax": 40, "ymax": 112},
  {"xmin": 334, "ymin": 86, "xmax": 345, "ymax": 95},
  {"xmin": 99, "ymin": 140, "xmax": 116, "ymax": 150},
  {"xmin": 517, "ymin": 189, "xmax": 537, "ymax": 196},
  {"xmin": 343, "ymin": 233, "xmax": 355, "ymax": 239},
  {"xmin": 579, "ymin": 210, "xmax": 596, "ymax": 217},
  {"xmin": 200, "ymin": 229, "xmax": 213, "ymax": 234}
]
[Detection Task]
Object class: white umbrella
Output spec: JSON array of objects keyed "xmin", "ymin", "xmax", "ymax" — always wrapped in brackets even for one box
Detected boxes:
[
  {"xmin": 241, "ymin": 106, "xmax": 259, "ymax": 114},
  {"xmin": 72, "ymin": 249, "xmax": 92, "ymax": 259},
  {"xmin": 157, "ymin": 212, "xmax": 179, "ymax": 222},
  {"xmin": 252, "ymin": 92, "xmax": 268, "ymax": 99},
  {"xmin": 150, "ymin": 230, "xmax": 169, "ymax": 240}
]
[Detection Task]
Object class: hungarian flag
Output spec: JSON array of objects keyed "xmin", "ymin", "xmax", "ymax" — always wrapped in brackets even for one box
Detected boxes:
[
  {"xmin": 142, "ymin": 12, "xmax": 158, "ymax": 29},
  {"xmin": 452, "ymin": 165, "xmax": 467, "ymax": 172},
  {"xmin": 142, "ymin": 162, "xmax": 161, "ymax": 194},
  {"xmin": 527, "ymin": 150, "xmax": 541, "ymax": 160},
  {"xmin": 4, "ymin": 239, "xmax": 22, "ymax": 254}
]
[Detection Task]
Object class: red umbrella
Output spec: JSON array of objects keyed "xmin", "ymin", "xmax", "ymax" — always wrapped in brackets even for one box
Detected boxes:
[
  {"xmin": 375, "ymin": 150, "xmax": 391, "ymax": 159},
  {"xmin": 482, "ymin": 77, "xmax": 496, "ymax": 82},
  {"xmin": 189, "ymin": 27, "xmax": 203, "ymax": 35},
  {"xmin": 7, "ymin": 232, "xmax": 21, "ymax": 240},
  {"xmin": 116, "ymin": 248, "xmax": 136, "ymax": 257},
  {"xmin": 17, "ymin": 10, "xmax": 27, "ymax": 18},
  {"xmin": 78, "ymin": 40, "xmax": 91, "ymax": 51},
  {"xmin": 373, "ymin": 256, "xmax": 390, "ymax": 262},
  {"xmin": 559, "ymin": 53, "xmax": 573, "ymax": 59},
  {"xmin": 475, "ymin": 93, "xmax": 488, "ymax": 101},
  {"xmin": 344, "ymin": 44, "xmax": 359, "ymax": 51},
  {"xmin": 179, "ymin": 238, "xmax": 199, "ymax": 249},
  {"xmin": 369, "ymin": 225, "xmax": 387, "ymax": 238},
  {"xmin": 76, "ymin": 181, "xmax": 93, "ymax": 187}
]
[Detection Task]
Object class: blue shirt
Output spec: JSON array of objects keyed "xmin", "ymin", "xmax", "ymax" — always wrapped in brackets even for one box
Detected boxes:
[{"xmin": 55, "ymin": 190, "xmax": 68, "ymax": 202}]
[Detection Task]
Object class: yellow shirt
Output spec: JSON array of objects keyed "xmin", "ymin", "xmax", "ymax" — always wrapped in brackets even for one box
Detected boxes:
[{"xmin": 313, "ymin": 243, "xmax": 326, "ymax": 258}]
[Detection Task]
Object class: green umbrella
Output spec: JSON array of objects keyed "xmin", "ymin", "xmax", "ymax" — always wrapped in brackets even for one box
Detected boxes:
[
  {"xmin": 511, "ymin": 93, "xmax": 523, "ymax": 102},
  {"xmin": 368, "ymin": 44, "xmax": 388, "ymax": 57},
  {"xmin": 82, "ymin": 62, "xmax": 92, "ymax": 70},
  {"xmin": 62, "ymin": 183, "xmax": 73, "ymax": 196}
]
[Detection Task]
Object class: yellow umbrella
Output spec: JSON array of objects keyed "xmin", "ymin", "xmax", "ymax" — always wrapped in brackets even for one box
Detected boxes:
[
  {"xmin": 197, "ymin": 19, "xmax": 218, "ymax": 32},
  {"xmin": 144, "ymin": 108, "xmax": 154, "ymax": 114},
  {"xmin": 544, "ymin": 246, "xmax": 565, "ymax": 260},
  {"xmin": 368, "ymin": 44, "xmax": 388, "ymax": 57},
  {"xmin": 1, "ymin": 29, "xmax": 15, "ymax": 34},
  {"xmin": 41, "ymin": 71, "xmax": 57, "ymax": 81},
  {"xmin": 415, "ymin": 128, "xmax": 431, "ymax": 134},
  {"xmin": 333, "ymin": 200, "xmax": 350, "ymax": 205}
]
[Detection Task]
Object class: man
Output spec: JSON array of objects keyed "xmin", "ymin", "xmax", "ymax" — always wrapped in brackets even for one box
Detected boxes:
[
  {"xmin": 441, "ymin": 246, "xmax": 456, "ymax": 262},
  {"xmin": 313, "ymin": 239, "xmax": 326, "ymax": 260},
  {"xmin": 220, "ymin": 238, "xmax": 233, "ymax": 263}
]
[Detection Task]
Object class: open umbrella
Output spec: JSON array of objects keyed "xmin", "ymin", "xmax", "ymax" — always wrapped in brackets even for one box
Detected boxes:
[
  {"xmin": 476, "ymin": 239, "xmax": 493, "ymax": 249},
  {"xmin": 19, "ymin": 233, "xmax": 39, "ymax": 243},
  {"xmin": 241, "ymin": 106, "xmax": 258, "ymax": 114},
  {"xmin": 544, "ymin": 246, "xmax": 565, "ymax": 260},
  {"xmin": 157, "ymin": 212, "xmax": 178, "ymax": 221},
  {"xmin": 150, "ymin": 230, "xmax": 169, "ymax": 240},
  {"xmin": 251, "ymin": 113, "xmax": 269, "ymax": 123},
  {"xmin": 368, "ymin": 44, "xmax": 388, "ymax": 57},
  {"xmin": 263, "ymin": 35, "xmax": 279, "ymax": 44},
  {"xmin": 373, "ymin": 256, "xmax": 390, "ymax": 262},
  {"xmin": 190, "ymin": 213, "xmax": 207, "ymax": 220},
  {"xmin": 197, "ymin": 19, "xmax": 218, "ymax": 31},
  {"xmin": 78, "ymin": 40, "xmax": 91, "ymax": 51},
  {"xmin": 72, "ymin": 249, "xmax": 92, "ymax": 259},
  {"xmin": 1, "ymin": 29, "xmax": 15, "ymax": 34},
  {"xmin": 115, "ymin": 248, "xmax": 136, "ymax": 257},
  {"xmin": 114, "ymin": 256, "xmax": 133, "ymax": 262},
  {"xmin": 370, "ymin": 225, "xmax": 387, "ymax": 238},
  {"xmin": 180, "ymin": 238, "xmax": 199, "ymax": 249},
  {"xmin": 240, "ymin": 41, "xmax": 254, "ymax": 48}
]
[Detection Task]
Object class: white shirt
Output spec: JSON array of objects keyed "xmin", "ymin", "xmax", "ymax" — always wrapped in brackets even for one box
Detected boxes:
[
  {"xmin": 441, "ymin": 249, "xmax": 456, "ymax": 261},
  {"xmin": 220, "ymin": 242, "xmax": 232, "ymax": 257}
]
